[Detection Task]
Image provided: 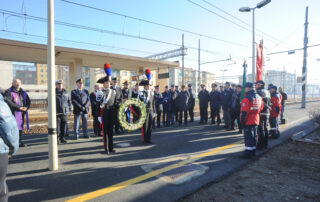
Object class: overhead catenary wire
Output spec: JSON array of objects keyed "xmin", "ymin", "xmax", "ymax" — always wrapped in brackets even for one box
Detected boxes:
[
  {"xmin": 187, "ymin": 0, "xmax": 294, "ymax": 49},
  {"xmin": 60, "ymin": 0, "xmax": 250, "ymax": 48},
  {"xmin": 0, "ymin": 9, "xmax": 235, "ymax": 58},
  {"xmin": 201, "ymin": 0, "xmax": 294, "ymax": 49}
]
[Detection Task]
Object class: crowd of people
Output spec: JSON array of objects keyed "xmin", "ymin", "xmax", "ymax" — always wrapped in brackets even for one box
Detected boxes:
[{"xmin": 0, "ymin": 74, "xmax": 288, "ymax": 201}]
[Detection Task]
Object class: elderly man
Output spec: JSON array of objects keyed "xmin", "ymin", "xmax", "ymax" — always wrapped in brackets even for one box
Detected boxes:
[
  {"xmin": 71, "ymin": 78, "xmax": 90, "ymax": 139},
  {"xmin": 4, "ymin": 78, "xmax": 31, "ymax": 147},
  {"xmin": 90, "ymin": 84, "xmax": 101, "ymax": 137},
  {"xmin": 55, "ymin": 80, "xmax": 71, "ymax": 143}
]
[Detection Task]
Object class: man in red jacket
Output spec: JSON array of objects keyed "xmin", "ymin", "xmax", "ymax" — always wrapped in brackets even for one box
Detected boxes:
[
  {"xmin": 240, "ymin": 82, "xmax": 263, "ymax": 159},
  {"xmin": 268, "ymin": 84, "xmax": 282, "ymax": 138}
]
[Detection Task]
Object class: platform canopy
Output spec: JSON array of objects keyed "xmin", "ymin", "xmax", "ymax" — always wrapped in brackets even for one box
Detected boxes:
[{"xmin": 0, "ymin": 38, "xmax": 178, "ymax": 70}]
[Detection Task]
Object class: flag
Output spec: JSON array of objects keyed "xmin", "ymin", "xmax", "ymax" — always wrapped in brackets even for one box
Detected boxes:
[
  {"xmin": 256, "ymin": 40, "xmax": 263, "ymax": 81},
  {"xmin": 240, "ymin": 60, "xmax": 247, "ymax": 101}
]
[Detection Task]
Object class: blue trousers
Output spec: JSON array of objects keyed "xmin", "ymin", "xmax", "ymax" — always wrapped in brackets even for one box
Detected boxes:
[
  {"xmin": 269, "ymin": 117, "xmax": 280, "ymax": 138},
  {"xmin": 243, "ymin": 125, "xmax": 257, "ymax": 151},
  {"xmin": 74, "ymin": 113, "xmax": 88, "ymax": 138}
]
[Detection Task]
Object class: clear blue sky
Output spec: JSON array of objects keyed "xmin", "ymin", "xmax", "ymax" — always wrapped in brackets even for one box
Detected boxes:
[{"xmin": 1, "ymin": 0, "xmax": 320, "ymax": 83}]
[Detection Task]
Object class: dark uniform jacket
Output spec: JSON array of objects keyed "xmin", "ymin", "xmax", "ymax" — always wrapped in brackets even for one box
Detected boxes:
[
  {"xmin": 4, "ymin": 87, "xmax": 31, "ymax": 114},
  {"xmin": 71, "ymin": 88, "xmax": 90, "ymax": 115},
  {"xmin": 121, "ymin": 88, "xmax": 132, "ymax": 99},
  {"xmin": 56, "ymin": 88, "xmax": 71, "ymax": 116},
  {"xmin": 154, "ymin": 91, "xmax": 163, "ymax": 113},
  {"xmin": 162, "ymin": 91, "xmax": 171, "ymax": 112},
  {"xmin": 221, "ymin": 88, "xmax": 233, "ymax": 110},
  {"xmin": 280, "ymin": 91, "xmax": 287, "ymax": 105},
  {"xmin": 188, "ymin": 89, "xmax": 195, "ymax": 110},
  {"xmin": 169, "ymin": 90, "xmax": 178, "ymax": 112},
  {"xmin": 177, "ymin": 90, "xmax": 190, "ymax": 111},
  {"xmin": 97, "ymin": 88, "xmax": 117, "ymax": 110},
  {"xmin": 198, "ymin": 90, "xmax": 210, "ymax": 108},
  {"xmin": 231, "ymin": 91, "xmax": 241, "ymax": 112},
  {"xmin": 111, "ymin": 86, "xmax": 122, "ymax": 108},
  {"xmin": 90, "ymin": 91, "xmax": 100, "ymax": 116},
  {"xmin": 257, "ymin": 88, "xmax": 271, "ymax": 115},
  {"xmin": 139, "ymin": 90, "xmax": 156, "ymax": 112},
  {"xmin": 209, "ymin": 90, "xmax": 221, "ymax": 109}
]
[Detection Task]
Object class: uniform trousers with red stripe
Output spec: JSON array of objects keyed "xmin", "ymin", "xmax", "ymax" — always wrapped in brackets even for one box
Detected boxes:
[
  {"xmin": 142, "ymin": 109, "xmax": 153, "ymax": 142},
  {"xmin": 102, "ymin": 108, "xmax": 115, "ymax": 152}
]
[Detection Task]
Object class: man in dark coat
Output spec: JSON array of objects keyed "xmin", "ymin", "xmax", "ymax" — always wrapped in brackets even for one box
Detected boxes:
[
  {"xmin": 279, "ymin": 87, "xmax": 287, "ymax": 120},
  {"xmin": 121, "ymin": 81, "xmax": 132, "ymax": 100},
  {"xmin": 187, "ymin": 84, "xmax": 195, "ymax": 122},
  {"xmin": 177, "ymin": 85, "xmax": 190, "ymax": 126},
  {"xmin": 111, "ymin": 77, "xmax": 123, "ymax": 134},
  {"xmin": 169, "ymin": 85, "xmax": 178, "ymax": 126},
  {"xmin": 221, "ymin": 82, "xmax": 233, "ymax": 129},
  {"xmin": 230, "ymin": 85, "xmax": 242, "ymax": 133},
  {"xmin": 4, "ymin": 78, "xmax": 31, "ymax": 147},
  {"xmin": 255, "ymin": 80, "xmax": 271, "ymax": 149},
  {"xmin": 162, "ymin": 85, "xmax": 171, "ymax": 127},
  {"xmin": 139, "ymin": 80, "xmax": 156, "ymax": 144},
  {"xmin": 175, "ymin": 85, "xmax": 180, "ymax": 123},
  {"xmin": 71, "ymin": 78, "xmax": 90, "ymax": 139},
  {"xmin": 198, "ymin": 84, "xmax": 210, "ymax": 124},
  {"xmin": 154, "ymin": 86, "xmax": 163, "ymax": 128},
  {"xmin": 55, "ymin": 79, "xmax": 71, "ymax": 143},
  {"xmin": 209, "ymin": 83, "xmax": 221, "ymax": 125},
  {"xmin": 90, "ymin": 84, "xmax": 101, "ymax": 137}
]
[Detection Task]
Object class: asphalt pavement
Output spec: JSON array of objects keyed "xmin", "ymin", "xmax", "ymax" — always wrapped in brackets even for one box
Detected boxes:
[{"xmin": 6, "ymin": 101, "xmax": 320, "ymax": 202}]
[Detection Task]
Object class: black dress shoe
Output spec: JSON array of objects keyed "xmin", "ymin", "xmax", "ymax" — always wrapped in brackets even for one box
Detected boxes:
[
  {"xmin": 146, "ymin": 141, "xmax": 153, "ymax": 144},
  {"xmin": 84, "ymin": 136, "xmax": 90, "ymax": 139},
  {"xmin": 116, "ymin": 130, "xmax": 121, "ymax": 134},
  {"xmin": 104, "ymin": 150, "xmax": 109, "ymax": 155},
  {"xmin": 109, "ymin": 150, "xmax": 116, "ymax": 153},
  {"xmin": 60, "ymin": 139, "xmax": 68, "ymax": 144},
  {"xmin": 19, "ymin": 143, "xmax": 27, "ymax": 147}
]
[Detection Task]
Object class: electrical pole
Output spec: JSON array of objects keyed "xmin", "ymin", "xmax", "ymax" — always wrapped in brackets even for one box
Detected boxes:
[
  {"xmin": 294, "ymin": 69, "xmax": 296, "ymax": 99},
  {"xmin": 48, "ymin": 0, "xmax": 58, "ymax": 170},
  {"xmin": 301, "ymin": 6, "xmax": 308, "ymax": 108},
  {"xmin": 198, "ymin": 39, "xmax": 200, "ymax": 95},
  {"xmin": 282, "ymin": 66, "xmax": 285, "ymax": 91},
  {"xmin": 182, "ymin": 34, "xmax": 185, "ymax": 86},
  {"xmin": 252, "ymin": 8, "xmax": 256, "ymax": 82}
]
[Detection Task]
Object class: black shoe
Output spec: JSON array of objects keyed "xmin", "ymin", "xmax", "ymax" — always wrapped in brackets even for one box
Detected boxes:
[
  {"xmin": 239, "ymin": 150, "xmax": 254, "ymax": 159},
  {"xmin": 104, "ymin": 150, "xmax": 109, "ymax": 155},
  {"xmin": 60, "ymin": 139, "xmax": 68, "ymax": 144},
  {"xmin": 116, "ymin": 130, "xmax": 121, "ymax": 135},
  {"xmin": 109, "ymin": 149, "xmax": 116, "ymax": 153},
  {"xmin": 190, "ymin": 120, "xmax": 194, "ymax": 123},
  {"xmin": 229, "ymin": 128, "xmax": 235, "ymax": 131},
  {"xmin": 84, "ymin": 136, "xmax": 90, "ymax": 139},
  {"xmin": 19, "ymin": 142, "xmax": 27, "ymax": 147},
  {"xmin": 74, "ymin": 136, "xmax": 79, "ymax": 140},
  {"xmin": 238, "ymin": 130, "xmax": 242, "ymax": 134},
  {"xmin": 199, "ymin": 121, "xmax": 203, "ymax": 124},
  {"xmin": 146, "ymin": 141, "xmax": 152, "ymax": 144}
]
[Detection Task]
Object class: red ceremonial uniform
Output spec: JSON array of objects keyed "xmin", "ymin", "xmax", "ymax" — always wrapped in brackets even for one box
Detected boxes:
[
  {"xmin": 270, "ymin": 93, "xmax": 281, "ymax": 118},
  {"xmin": 240, "ymin": 90, "xmax": 263, "ymax": 126}
]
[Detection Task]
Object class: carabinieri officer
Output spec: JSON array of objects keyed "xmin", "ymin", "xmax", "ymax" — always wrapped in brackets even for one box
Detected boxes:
[
  {"xmin": 139, "ymin": 69, "xmax": 156, "ymax": 144},
  {"xmin": 96, "ymin": 63, "xmax": 117, "ymax": 154}
]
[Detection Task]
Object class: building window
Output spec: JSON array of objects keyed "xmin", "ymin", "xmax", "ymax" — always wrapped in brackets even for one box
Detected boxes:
[{"xmin": 123, "ymin": 71, "xmax": 127, "ymax": 76}]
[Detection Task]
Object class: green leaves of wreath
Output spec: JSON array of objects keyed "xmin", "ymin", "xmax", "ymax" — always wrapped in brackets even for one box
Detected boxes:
[{"xmin": 118, "ymin": 98, "xmax": 147, "ymax": 131}]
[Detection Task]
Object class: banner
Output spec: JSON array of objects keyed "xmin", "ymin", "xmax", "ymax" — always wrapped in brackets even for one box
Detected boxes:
[{"xmin": 256, "ymin": 40, "xmax": 263, "ymax": 81}]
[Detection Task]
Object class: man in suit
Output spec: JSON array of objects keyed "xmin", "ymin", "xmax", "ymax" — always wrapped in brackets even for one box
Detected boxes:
[
  {"xmin": 221, "ymin": 82, "xmax": 234, "ymax": 129},
  {"xmin": 177, "ymin": 85, "xmax": 190, "ymax": 126},
  {"xmin": 169, "ymin": 85, "xmax": 178, "ymax": 126},
  {"xmin": 198, "ymin": 84, "xmax": 210, "ymax": 124},
  {"xmin": 187, "ymin": 84, "xmax": 195, "ymax": 122},
  {"xmin": 209, "ymin": 83, "xmax": 221, "ymax": 126},
  {"xmin": 154, "ymin": 85, "xmax": 163, "ymax": 128},
  {"xmin": 162, "ymin": 85, "xmax": 171, "ymax": 127},
  {"xmin": 90, "ymin": 84, "xmax": 101, "ymax": 137},
  {"xmin": 71, "ymin": 78, "xmax": 90, "ymax": 139}
]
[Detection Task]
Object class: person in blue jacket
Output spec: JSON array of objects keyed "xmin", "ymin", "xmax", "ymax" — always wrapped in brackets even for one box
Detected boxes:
[{"xmin": 0, "ymin": 90, "xmax": 19, "ymax": 202}]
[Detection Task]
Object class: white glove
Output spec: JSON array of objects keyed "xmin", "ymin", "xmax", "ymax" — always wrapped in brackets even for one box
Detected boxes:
[{"xmin": 98, "ymin": 117, "xmax": 102, "ymax": 124}]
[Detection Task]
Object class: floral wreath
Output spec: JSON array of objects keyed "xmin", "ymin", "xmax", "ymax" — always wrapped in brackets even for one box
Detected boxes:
[{"xmin": 118, "ymin": 98, "xmax": 147, "ymax": 131}]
